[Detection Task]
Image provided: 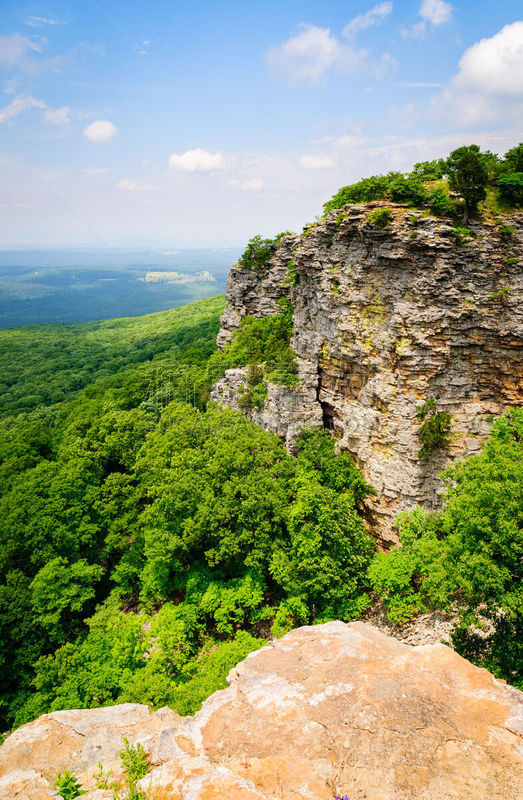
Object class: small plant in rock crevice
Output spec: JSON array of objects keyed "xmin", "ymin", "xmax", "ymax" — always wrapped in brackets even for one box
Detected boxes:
[
  {"xmin": 449, "ymin": 226, "xmax": 472, "ymax": 245},
  {"xmin": 107, "ymin": 738, "xmax": 151, "ymax": 800},
  {"xmin": 498, "ymin": 223, "xmax": 515, "ymax": 239},
  {"xmin": 367, "ymin": 208, "xmax": 393, "ymax": 227},
  {"xmin": 416, "ymin": 396, "xmax": 452, "ymax": 460},
  {"xmin": 488, "ymin": 287, "xmax": 511, "ymax": 302},
  {"xmin": 95, "ymin": 762, "xmax": 113, "ymax": 790},
  {"xmin": 120, "ymin": 738, "xmax": 150, "ymax": 782},
  {"xmin": 54, "ymin": 771, "xmax": 86, "ymax": 799},
  {"xmin": 285, "ymin": 258, "xmax": 300, "ymax": 286}
]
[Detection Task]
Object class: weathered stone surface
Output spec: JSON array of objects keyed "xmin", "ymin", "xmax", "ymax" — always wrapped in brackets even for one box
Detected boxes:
[
  {"xmin": 212, "ymin": 204, "xmax": 523, "ymax": 542},
  {"xmin": 1, "ymin": 622, "xmax": 521, "ymax": 800}
]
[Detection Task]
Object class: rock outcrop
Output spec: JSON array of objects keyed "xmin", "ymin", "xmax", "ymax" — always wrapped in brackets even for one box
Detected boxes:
[
  {"xmin": 1, "ymin": 622, "xmax": 522, "ymax": 800},
  {"xmin": 212, "ymin": 203, "xmax": 523, "ymax": 542}
]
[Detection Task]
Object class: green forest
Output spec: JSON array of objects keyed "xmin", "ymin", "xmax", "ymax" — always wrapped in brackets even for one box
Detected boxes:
[{"xmin": 0, "ymin": 143, "xmax": 521, "ymax": 737}]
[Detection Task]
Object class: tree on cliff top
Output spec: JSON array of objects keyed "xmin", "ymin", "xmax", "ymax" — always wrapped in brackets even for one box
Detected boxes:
[{"xmin": 447, "ymin": 145, "xmax": 488, "ymax": 223}]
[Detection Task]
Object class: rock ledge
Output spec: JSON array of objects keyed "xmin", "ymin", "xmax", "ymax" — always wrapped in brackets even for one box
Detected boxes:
[{"xmin": 1, "ymin": 621, "xmax": 521, "ymax": 800}]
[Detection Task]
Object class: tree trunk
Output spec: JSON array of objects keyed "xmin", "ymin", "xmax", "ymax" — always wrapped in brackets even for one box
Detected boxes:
[{"xmin": 462, "ymin": 200, "xmax": 469, "ymax": 224}]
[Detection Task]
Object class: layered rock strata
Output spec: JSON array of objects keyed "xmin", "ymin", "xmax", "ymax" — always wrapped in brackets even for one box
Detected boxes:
[
  {"xmin": 212, "ymin": 203, "xmax": 523, "ymax": 541},
  {"xmin": 1, "ymin": 622, "xmax": 522, "ymax": 800}
]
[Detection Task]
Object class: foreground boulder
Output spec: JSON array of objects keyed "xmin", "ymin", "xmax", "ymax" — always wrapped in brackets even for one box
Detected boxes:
[{"xmin": 1, "ymin": 622, "xmax": 521, "ymax": 799}]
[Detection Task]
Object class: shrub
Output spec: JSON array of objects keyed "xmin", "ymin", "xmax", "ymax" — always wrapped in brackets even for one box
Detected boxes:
[
  {"xmin": 54, "ymin": 771, "xmax": 86, "ymax": 800},
  {"xmin": 323, "ymin": 174, "xmax": 398, "ymax": 214},
  {"xmin": 409, "ymin": 158, "xmax": 448, "ymax": 180},
  {"xmin": 389, "ymin": 176, "xmax": 428, "ymax": 206},
  {"xmin": 502, "ymin": 143, "xmax": 523, "ymax": 173},
  {"xmin": 427, "ymin": 188, "xmax": 455, "ymax": 217},
  {"xmin": 285, "ymin": 258, "xmax": 299, "ymax": 286},
  {"xmin": 498, "ymin": 224, "xmax": 515, "ymax": 238},
  {"xmin": 449, "ymin": 226, "xmax": 472, "ymax": 245},
  {"xmin": 238, "ymin": 231, "xmax": 291, "ymax": 271},
  {"xmin": 120, "ymin": 738, "xmax": 150, "ymax": 782},
  {"xmin": 416, "ymin": 397, "xmax": 451, "ymax": 459},
  {"xmin": 488, "ymin": 287, "xmax": 511, "ymax": 301},
  {"xmin": 211, "ymin": 297, "xmax": 298, "ymax": 386},
  {"xmin": 498, "ymin": 172, "xmax": 523, "ymax": 205},
  {"xmin": 367, "ymin": 208, "xmax": 393, "ymax": 227}
]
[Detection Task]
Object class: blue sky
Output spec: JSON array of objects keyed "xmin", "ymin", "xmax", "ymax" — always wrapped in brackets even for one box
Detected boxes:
[{"xmin": 0, "ymin": 0, "xmax": 521, "ymax": 247}]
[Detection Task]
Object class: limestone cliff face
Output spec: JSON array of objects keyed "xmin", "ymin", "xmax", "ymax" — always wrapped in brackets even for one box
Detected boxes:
[
  {"xmin": 212, "ymin": 203, "xmax": 523, "ymax": 542},
  {"xmin": 1, "ymin": 623, "xmax": 521, "ymax": 800}
]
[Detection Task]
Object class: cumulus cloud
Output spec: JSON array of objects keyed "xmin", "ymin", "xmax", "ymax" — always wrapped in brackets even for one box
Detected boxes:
[
  {"xmin": 0, "ymin": 94, "xmax": 45, "ymax": 124},
  {"xmin": 402, "ymin": 0, "xmax": 452, "ymax": 39},
  {"xmin": 83, "ymin": 120, "xmax": 118, "ymax": 143},
  {"xmin": 228, "ymin": 177, "xmax": 265, "ymax": 191},
  {"xmin": 44, "ymin": 106, "xmax": 71, "ymax": 126},
  {"xmin": 265, "ymin": 24, "xmax": 343, "ymax": 83},
  {"xmin": 343, "ymin": 2, "xmax": 393, "ymax": 39},
  {"xmin": 264, "ymin": 18, "xmax": 394, "ymax": 84},
  {"xmin": 433, "ymin": 21, "xmax": 523, "ymax": 125},
  {"xmin": 168, "ymin": 148, "xmax": 226, "ymax": 171},
  {"xmin": 299, "ymin": 154, "xmax": 336, "ymax": 170}
]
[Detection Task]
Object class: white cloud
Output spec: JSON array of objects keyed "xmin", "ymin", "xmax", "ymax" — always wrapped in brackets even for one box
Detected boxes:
[
  {"xmin": 402, "ymin": 0, "xmax": 452, "ymax": 38},
  {"xmin": 0, "ymin": 94, "xmax": 45, "ymax": 124},
  {"xmin": 299, "ymin": 154, "xmax": 336, "ymax": 170},
  {"xmin": 116, "ymin": 179, "xmax": 155, "ymax": 192},
  {"xmin": 419, "ymin": 0, "xmax": 452, "ymax": 26},
  {"xmin": 0, "ymin": 33, "xmax": 67, "ymax": 74},
  {"xmin": 26, "ymin": 16, "xmax": 66, "ymax": 27},
  {"xmin": 83, "ymin": 168, "xmax": 109, "ymax": 175},
  {"xmin": 83, "ymin": 120, "xmax": 118, "ymax": 143},
  {"xmin": 44, "ymin": 106, "xmax": 70, "ymax": 126},
  {"xmin": 343, "ymin": 2, "xmax": 393, "ymax": 39},
  {"xmin": 433, "ymin": 22, "xmax": 523, "ymax": 125},
  {"xmin": 228, "ymin": 177, "xmax": 265, "ymax": 191},
  {"xmin": 265, "ymin": 24, "xmax": 342, "ymax": 83},
  {"xmin": 401, "ymin": 21, "xmax": 426, "ymax": 39},
  {"xmin": 264, "ymin": 20, "xmax": 394, "ymax": 84},
  {"xmin": 0, "ymin": 34, "xmax": 41, "ymax": 66},
  {"xmin": 454, "ymin": 21, "xmax": 523, "ymax": 96},
  {"xmin": 168, "ymin": 148, "xmax": 226, "ymax": 171}
]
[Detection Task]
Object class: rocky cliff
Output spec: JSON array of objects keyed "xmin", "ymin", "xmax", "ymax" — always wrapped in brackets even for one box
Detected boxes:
[
  {"xmin": 212, "ymin": 203, "xmax": 523, "ymax": 542},
  {"xmin": 1, "ymin": 622, "xmax": 521, "ymax": 800}
]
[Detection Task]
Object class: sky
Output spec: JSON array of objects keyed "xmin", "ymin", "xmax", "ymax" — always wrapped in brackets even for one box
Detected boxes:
[{"xmin": 0, "ymin": 0, "xmax": 521, "ymax": 248}]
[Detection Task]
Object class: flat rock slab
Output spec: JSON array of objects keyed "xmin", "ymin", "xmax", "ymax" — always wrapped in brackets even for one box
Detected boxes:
[{"xmin": 1, "ymin": 622, "xmax": 521, "ymax": 799}]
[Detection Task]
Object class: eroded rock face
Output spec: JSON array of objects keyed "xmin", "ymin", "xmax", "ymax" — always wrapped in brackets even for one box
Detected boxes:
[
  {"xmin": 1, "ymin": 622, "xmax": 521, "ymax": 800},
  {"xmin": 212, "ymin": 204, "xmax": 523, "ymax": 542}
]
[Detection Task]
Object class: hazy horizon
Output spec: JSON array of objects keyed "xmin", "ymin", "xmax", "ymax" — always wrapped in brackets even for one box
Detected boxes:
[{"xmin": 0, "ymin": 246, "xmax": 239, "ymax": 327}]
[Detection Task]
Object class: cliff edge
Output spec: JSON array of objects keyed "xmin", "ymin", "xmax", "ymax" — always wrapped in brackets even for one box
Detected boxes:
[
  {"xmin": 1, "ymin": 622, "xmax": 521, "ymax": 800},
  {"xmin": 212, "ymin": 203, "xmax": 523, "ymax": 542}
]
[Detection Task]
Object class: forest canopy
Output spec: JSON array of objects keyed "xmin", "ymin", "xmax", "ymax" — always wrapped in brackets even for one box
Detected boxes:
[{"xmin": 1, "ymin": 146, "xmax": 521, "ymax": 734}]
